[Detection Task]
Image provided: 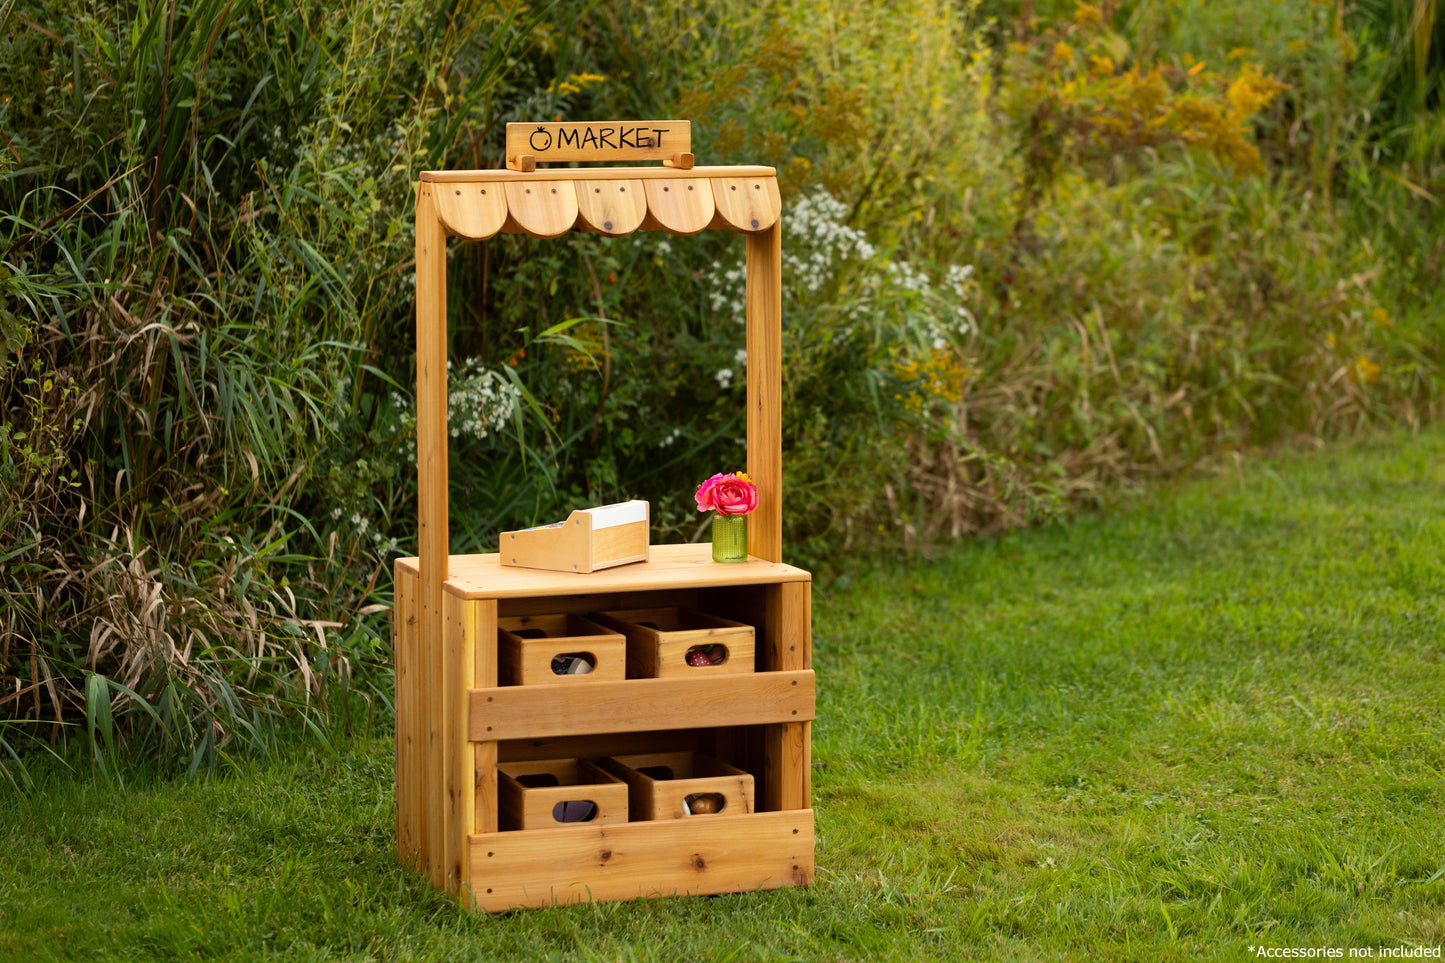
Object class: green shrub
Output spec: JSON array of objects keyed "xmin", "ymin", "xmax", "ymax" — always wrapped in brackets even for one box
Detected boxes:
[
  {"xmin": 0, "ymin": 0, "xmax": 559, "ymax": 779},
  {"xmin": 565, "ymin": 0, "xmax": 1442, "ymax": 549}
]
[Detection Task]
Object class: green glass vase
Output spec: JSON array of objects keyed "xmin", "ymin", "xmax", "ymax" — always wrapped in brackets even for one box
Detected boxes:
[{"xmin": 711, "ymin": 512, "xmax": 748, "ymax": 563}]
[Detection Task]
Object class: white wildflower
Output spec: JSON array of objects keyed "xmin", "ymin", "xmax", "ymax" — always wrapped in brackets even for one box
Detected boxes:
[
  {"xmin": 445, "ymin": 357, "xmax": 520, "ymax": 442},
  {"xmin": 946, "ymin": 263, "xmax": 976, "ymax": 297}
]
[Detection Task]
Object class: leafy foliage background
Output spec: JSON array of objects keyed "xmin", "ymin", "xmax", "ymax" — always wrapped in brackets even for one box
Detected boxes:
[{"xmin": 1, "ymin": 0, "xmax": 1440, "ymax": 778}]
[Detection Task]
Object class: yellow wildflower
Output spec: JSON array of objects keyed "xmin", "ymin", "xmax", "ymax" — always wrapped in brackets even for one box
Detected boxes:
[
  {"xmin": 1226, "ymin": 64, "xmax": 1287, "ymax": 123},
  {"xmin": 1348, "ymin": 356, "xmax": 1381, "ymax": 386},
  {"xmin": 545, "ymin": 74, "xmax": 606, "ymax": 97}
]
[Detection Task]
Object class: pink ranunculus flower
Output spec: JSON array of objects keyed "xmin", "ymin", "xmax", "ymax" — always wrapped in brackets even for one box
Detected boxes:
[
  {"xmin": 696, "ymin": 471, "xmax": 757, "ymax": 516},
  {"xmin": 694, "ymin": 473, "xmax": 731, "ymax": 512}
]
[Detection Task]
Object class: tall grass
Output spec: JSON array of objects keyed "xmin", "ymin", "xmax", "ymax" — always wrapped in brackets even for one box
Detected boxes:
[{"xmin": 0, "ymin": 0, "xmax": 557, "ymax": 779}]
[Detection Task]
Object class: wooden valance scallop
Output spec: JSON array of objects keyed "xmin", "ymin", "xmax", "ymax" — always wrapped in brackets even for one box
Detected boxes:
[{"xmin": 424, "ymin": 166, "xmax": 782, "ymax": 240}]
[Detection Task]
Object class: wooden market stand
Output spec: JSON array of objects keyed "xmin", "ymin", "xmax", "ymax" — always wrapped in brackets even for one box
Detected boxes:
[{"xmin": 391, "ymin": 121, "xmax": 815, "ymax": 912}]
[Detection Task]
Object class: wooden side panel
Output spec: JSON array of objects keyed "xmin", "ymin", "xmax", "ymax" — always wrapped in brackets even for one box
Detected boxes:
[
  {"xmin": 763, "ymin": 582, "xmax": 812, "ymax": 813},
  {"xmin": 470, "ymin": 671, "xmax": 814, "ymax": 741},
  {"xmin": 710, "ymin": 176, "xmax": 781, "ymax": 233},
  {"xmin": 589, "ymin": 521, "xmax": 648, "ymax": 570},
  {"xmin": 414, "ymin": 183, "xmax": 449, "ymax": 888},
  {"xmin": 575, "ymin": 179, "xmax": 647, "ymax": 235},
  {"xmin": 393, "ymin": 562, "xmax": 418, "ymax": 864},
  {"xmin": 766, "ymin": 724, "xmax": 811, "ymax": 811},
  {"xmin": 767, "ymin": 582, "xmax": 812, "ymax": 670},
  {"xmin": 474, "ymin": 600, "xmax": 498, "ymax": 841},
  {"xmin": 467, "ymin": 811, "xmax": 813, "ymax": 911},
  {"xmin": 746, "ymin": 223, "xmax": 784, "ymax": 563},
  {"xmin": 502, "ymin": 181, "xmax": 579, "ymax": 238},
  {"xmin": 443, "ymin": 594, "xmax": 488, "ymax": 893},
  {"xmin": 435, "ymin": 182, "xmax": 507, "ymax": 239},
  {"xmin": 500, "ymin": 514, "xmax": 590, "ymax": 572},
  {"xmin": 643, "ymin": 178, "xmax": 715, "ymax": 235}
]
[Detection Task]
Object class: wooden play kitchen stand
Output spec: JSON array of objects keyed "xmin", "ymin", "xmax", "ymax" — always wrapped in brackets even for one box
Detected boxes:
[{"xmin": 391, "ymin": 121, "xmax": 815, "ymax": 911}]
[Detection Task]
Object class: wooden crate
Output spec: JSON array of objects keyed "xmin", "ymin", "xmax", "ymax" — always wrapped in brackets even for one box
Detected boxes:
[
  {"xmin": 600, "ymin": 751, "xmax": 754, "ymax": 821},
  {"xmin": 498, "ymin": 758, "xmax": 629, "ymax": 831},
  {"xmin": 589, "ymin": 606, "xmax": 754, "ymax": 679},
  {"xmin": 497, "ymin": 613, "xmax": 626, "ymax": 685}
]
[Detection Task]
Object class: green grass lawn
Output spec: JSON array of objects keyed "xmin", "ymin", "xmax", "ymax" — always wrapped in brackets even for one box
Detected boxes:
[{"xmin": 3, "ymin": 429, "xmax": 1444, "ymax": 961}]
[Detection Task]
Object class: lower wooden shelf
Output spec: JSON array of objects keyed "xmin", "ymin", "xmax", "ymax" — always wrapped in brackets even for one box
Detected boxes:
[{"xmin": 466, "ymin": 810, "xmax": 814, "ymax": 912}]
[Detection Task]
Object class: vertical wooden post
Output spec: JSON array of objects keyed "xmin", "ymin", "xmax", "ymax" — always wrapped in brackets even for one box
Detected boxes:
[
  {"xmin": 745, "ymin": 222, "xmax": 783, "ymax": 564},
  {"xmin": 471, "ymin": 599, "xmax": 499, "ymax": 904},
  {"xmin": 763, "ymin": 581, "xmax": 811, "ymax": 811},
  {"xmin": 443, "ymin": 593, "xmax": 491, "ymax": 896},
  {"xmin": 415, "ymin": 184, "xmax": 449, "ymax": 887},
  {"xmin": 392, "ymin": 565, "xmax": 416, "ymax": 862}
]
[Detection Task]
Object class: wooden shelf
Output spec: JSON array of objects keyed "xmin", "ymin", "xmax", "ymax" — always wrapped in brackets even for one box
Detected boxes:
[
  {"xmin": 395, "ymin": 542, "xmax": 810, "ymax": 600},
  {"xmin": 470, "ymin": 670, "xmax": 815, "ymax": 741}
]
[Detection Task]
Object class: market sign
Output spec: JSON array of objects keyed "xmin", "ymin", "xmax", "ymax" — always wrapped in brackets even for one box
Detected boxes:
[{"xmin": 506, "ymin": 120, "xmax": 692, "ymax": 170}]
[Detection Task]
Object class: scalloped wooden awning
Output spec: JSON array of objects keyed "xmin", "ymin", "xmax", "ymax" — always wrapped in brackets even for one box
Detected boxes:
[{"xmin": 419, "ymin": 166, "xmax": 782, "ymax": 239}]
